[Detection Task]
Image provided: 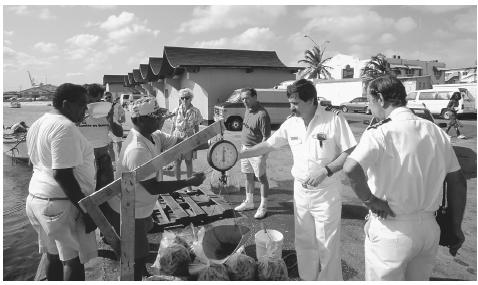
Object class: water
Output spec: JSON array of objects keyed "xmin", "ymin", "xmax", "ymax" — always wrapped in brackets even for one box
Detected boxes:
[
  {"xmin": 3, "ymin": 155, "xmax": 40, "ymax": 280},
  {"xmin": 3, "ymin": 102, "xmax": 53, "ymax": 280}
]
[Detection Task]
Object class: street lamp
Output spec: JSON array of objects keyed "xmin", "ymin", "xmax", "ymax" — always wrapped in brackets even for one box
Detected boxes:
[{"xmin": 304, "ymin": 34, "xmax": 330, "ymax": 51}]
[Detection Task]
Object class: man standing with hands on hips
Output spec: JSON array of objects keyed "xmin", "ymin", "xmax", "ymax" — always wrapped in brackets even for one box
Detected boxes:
[
  {"xmin": 234, "ymin": 88, "xmax": 271, "ymax": 219},
  {"xmin": 343, "ymin": 75, "xmax": 467, "ymax": 280},
  {"xmin": 239, "ymin": 79, "xmax": 356, "ymax": 280}
]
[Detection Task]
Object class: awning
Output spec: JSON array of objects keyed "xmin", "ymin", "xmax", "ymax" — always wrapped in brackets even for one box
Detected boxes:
[
  {"xmin": 390, "ymin": 64, "xmax": 407, "ymax": 68},
  {"xmin": 407, "ymin": 65, "xmax": 423, "ymax": 69},
  {"xmin": 435, "ymin": 67, "xmax": 448, "ymax": 71},
  {"xmin": 390, "ymin": 64, "xmax": 423, "ymax": 69}
]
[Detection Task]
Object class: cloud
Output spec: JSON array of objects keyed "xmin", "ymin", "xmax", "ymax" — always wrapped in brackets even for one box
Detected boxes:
[
  {"xmin": 302, "ymin": 6, "xmax": 394, "ymax": 44},
  {"xmin": 98, "ymin": 12, "xmax": 160, "ymax": 43},
  {"xmin": 66, "ymin": 72, "xmax": 84, "ymax": 77},
  {"xmin": 179, "ymin": 6, "xmax": 286, "ymax": 34},
  {"xmin": 66, "ymin": 34, "xmax": 100, "ymax": 48},
  {"xmin": 433, "ymin": 29, "xmax": 454, "ymax": 39},
  {"xmin": 38, "ymin": 8, "xmax": 55, "ymax": 20},
  {"xmin": 126, "ymin": 52, "xmax": 149, "ymax": 66},
  {"xmin": 107, "ymin": 24, "xmax": 159, "ymax": 43},
  {"xmin": 3, "ymin": 46, "xmax": 52, "ymax": 71},
  {"xmin": 4, "ymin": 30, "xmax": 14, "ymax": 36},
  {"xmin": 193, "ymin": 27, "xmax": 279, "ymax": 50},
  {"xmin": 8, "ymin": 6, "xmax": 30, "ymax": 15},
  {"xmin": 8, "ymin": 6, "xmax": 55, "ymax": 20},
  {"xmin": 100, "ymin": 11, "xmax": 135, "ymax": 30},
  {"xmin": 407, "ymin": 6, "xmax": 467, "ymax": 14},
  {"xmin": 395, "ymin": 17, "xmax": 417, "ymax": 33},
  {"xmin": 89, "ymin": 5, "xmax": 116, "ymax": 10},
  {"xmin": 454, "ymin": 9, "xmax": 477, "ymax": 34},
  {"xmin": 34, "ymin": 42, "xmax": 58, "ymax": 53},
  {"xmin": 105, "ymin": 43, "xmax": 126, "ymax": 54},
  {"xmin": 379, "ymin": 33, "xmax": 397, "ymax": 44},
  {"xmin": 4, "ymin": 39, "xmax": 12, "ymax": 45},
  {"xmin": 65, "ymin": 47, "xmax": 96, "ymax": 60}
]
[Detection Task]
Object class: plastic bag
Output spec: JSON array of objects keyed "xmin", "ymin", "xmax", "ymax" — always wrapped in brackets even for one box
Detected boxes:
[
  {"xmin": 256, "ymin": 233, "xmax": 288, "ymax": 281},
  {"xmin": 224, "ymin": 247, "xmax": 257, "ymax": 280},
  {"xmin": 257, "ymin": 257, "xmax": 288, "ymax": 281},
  {"xmin": 152, "ymin": 231, "xmax": 193, "ymax": 276},
  {"xmin": 197, "ymin": 263, "xmax": 230, "ymax": 281}
]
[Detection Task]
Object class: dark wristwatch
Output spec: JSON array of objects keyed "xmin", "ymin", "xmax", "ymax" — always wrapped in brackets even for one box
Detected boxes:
[{"xmin": 324, "ymin": 165, "xmax": 333, "ymax": 177}]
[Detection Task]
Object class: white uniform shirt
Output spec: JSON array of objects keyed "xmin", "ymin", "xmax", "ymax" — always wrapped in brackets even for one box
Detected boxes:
[
  {"xmin": 108, "ymin": 128, "xmax": 177, "ymax": 218},
  {"xmin": 26, "ymin": 112, "xmax": 96, "ymax": 198},
  {"xmin": 267, "ymin": 106, "xmax": 357, "ymax": 189},
  {"xmin": 349, "ymin": 107, "xmax": 461, "ymax": 215}
]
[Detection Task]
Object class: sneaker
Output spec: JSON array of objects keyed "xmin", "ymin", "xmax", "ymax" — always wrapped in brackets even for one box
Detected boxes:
[
  {"xmin": 234, "ymin": 200, "xmax": 254, "ymax": 211},
  {"xmin": 254, "ymin": 206, "xmax": 267, "ymax": 219}
]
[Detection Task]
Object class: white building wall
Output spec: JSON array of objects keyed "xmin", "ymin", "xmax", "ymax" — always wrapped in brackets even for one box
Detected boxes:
[{"xmin": 315, "ymin": 79, "xmax": 364, "ymax": 106}]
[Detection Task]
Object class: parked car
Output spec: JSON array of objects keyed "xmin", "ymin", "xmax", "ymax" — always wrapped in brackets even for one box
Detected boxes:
[
  {"xmin": 318, "ymin": 96, "xmax": 332, "ymax": 107},
  {"xmin": 406, "ymin": 88, "xmax": 476, "ymax": 119},
  {"xmin": 214, "ymin": 88, "xmax": 290, "ymax": 131},
  {"xmin": 340, "ymin": 97, "xmax": 370, "ymax": 113},
  {"xmin": 365, "ymin": 105, "xmax": 447, "ymax": 128}
]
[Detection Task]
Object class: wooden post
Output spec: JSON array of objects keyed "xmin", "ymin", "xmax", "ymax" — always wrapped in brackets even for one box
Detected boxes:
[
  {"xmin": 76, "ymin": 120, "xmax": 225, "ymax": 280},
  {"xmin": 120, "ymin": 171, "xmax": 135, "ymax": 280}
]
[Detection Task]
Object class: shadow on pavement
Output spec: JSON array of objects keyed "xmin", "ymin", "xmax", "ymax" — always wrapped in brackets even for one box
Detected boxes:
[{"xmin": 453, "ymin": 146, "xmax": 477, "ymax": 179}]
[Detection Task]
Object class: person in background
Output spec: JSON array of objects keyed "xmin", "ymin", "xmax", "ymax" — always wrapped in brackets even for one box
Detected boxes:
[
  {"xmin": 104, "ymin": 92, "xmax": 126, "ymax": 167},
  {"xmin": 234, "ymin": 88, "xmax": 272, "ymax": 219},
  {"xmin": 170, "ymin": 88, "xmax": 204, "ymax": 192},
  {"xmin": 238, "ymin": 79, "xmax": 357, "ymax": 280},
  {"xmin": 11, "ymin": 121, "xmax": 29, "ymax": 134},
  {"xmin": 446, "ymin": 91, "xmax": 466, "ymax": 139},
  {"xmin": 79, "ymin": 84, "xmax": 123, "ymax": 191},
  {"xmin": 343, "ymin": 75, "xmax": 466, "ymax": 281},
  {"xmin": 25, "ymin": 83, "xmax": 97, "ymax": 280},
  {"xmin": 102, "ymin": 97, "xmax": 206, "ymax": 280}
]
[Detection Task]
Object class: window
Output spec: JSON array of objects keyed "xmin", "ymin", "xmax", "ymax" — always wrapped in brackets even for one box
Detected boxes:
[
  {"xmin": 407, "ymin": 92, "xmax": 417, "ymax": 100},
  {"xmin": 405, "ymin": 69, "xmax": 415, "ymax": 76},
  {"xmin": 419, "ymin": 92, "xmax": 435, "ymax": 100},
  {"xmin": 436, "ymin": 92, "xmax": 451, "ymax": 100}
]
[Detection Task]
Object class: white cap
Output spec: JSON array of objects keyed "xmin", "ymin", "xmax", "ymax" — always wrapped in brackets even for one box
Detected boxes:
[{"xmin": 130, "ymin": 97, "xmax": 161, "ymax": 118}]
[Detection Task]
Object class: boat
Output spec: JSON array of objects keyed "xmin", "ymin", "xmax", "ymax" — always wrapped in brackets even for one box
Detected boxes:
[
  {"xmin": 9, "ymin": 98, "xmax": 21, "ymax": 108},
  {"xmin": 3, "ymin": 133, "xmax": 29, "ymax": 162}
]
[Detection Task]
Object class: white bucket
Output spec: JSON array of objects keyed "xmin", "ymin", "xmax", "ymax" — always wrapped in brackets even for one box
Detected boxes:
[{"xmin": 255, "ymin": 229, "xmax": 283, "ymax": 260}]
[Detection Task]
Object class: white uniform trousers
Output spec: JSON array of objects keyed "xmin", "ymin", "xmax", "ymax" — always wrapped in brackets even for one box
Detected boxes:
[
  {"xmin": 293, "ymin": 180, "xmax": 343, "ymax": 281},
  {"xmin": 364, "ymin": 211, "xmax": 440, "ymax": 280}
]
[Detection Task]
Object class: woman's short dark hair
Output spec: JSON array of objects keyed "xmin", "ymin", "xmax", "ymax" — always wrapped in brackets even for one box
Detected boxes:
[
  {"xmin": 53, "ymin": 83, "xmax": 87, "ymax": 109},
  {"xmin": 368, "ymin": 75, "xmax": 407, "ymax": 107},
  {"xmin": 287, "ymin": 79, "xmax": 318, "ymax": 105}
]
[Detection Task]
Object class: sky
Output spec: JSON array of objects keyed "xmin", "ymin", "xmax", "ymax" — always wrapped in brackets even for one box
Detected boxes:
[{"xmin": 2, "ymin": 2, "xmax": 477, "ymax": 91}]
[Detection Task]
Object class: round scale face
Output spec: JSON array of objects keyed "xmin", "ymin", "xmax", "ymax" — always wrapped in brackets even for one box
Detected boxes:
[{"xmin": 207, "ymin": 140, "xmax": 238, "ymax": 172}]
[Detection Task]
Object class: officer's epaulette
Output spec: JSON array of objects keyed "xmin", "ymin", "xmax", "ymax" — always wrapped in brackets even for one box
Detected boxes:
[
  {"xmin": 366, "ymin": 118, "xmax": 391, "ymax": 130},
  {"xmin": 325, "ymin": 105, "xmax": 341, "ymax": 115}
]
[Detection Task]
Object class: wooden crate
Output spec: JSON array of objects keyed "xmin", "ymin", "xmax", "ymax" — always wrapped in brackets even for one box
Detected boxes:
[{"xmin": 150, "ymin": 188, "xmax": 234, "ymax": 232}]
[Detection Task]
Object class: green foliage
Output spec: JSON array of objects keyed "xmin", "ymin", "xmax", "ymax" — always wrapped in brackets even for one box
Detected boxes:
[{"xmin": 298, "ymin": 46, "xmax": 332, "ymax": 80}]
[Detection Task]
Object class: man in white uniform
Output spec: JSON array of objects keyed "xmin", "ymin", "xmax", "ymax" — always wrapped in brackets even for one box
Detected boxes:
[
  {"xmin": 26, "ymin": 83, "xmax": 97, "ymax": 280},
  {"xmin": 343, "ymin": 75, "xmax": 467, "ymax": 280},
  {"xmin": 239, "ymin": 79, "xmax": 357, "ymax": 280}
]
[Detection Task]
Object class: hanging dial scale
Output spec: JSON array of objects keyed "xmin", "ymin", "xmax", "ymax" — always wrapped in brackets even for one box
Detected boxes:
[{"xmin": 207, "ymin": 137, "xmax": 238, "ymax": 188}]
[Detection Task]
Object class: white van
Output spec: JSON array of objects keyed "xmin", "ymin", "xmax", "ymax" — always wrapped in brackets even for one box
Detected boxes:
[
  {"xmin": 213, "ymin": 88, "xmax": 290, "ymax": 131},
  {"xmin": 406, "ymin": 88, "xmax": 476, "ymax": 119},
  {"xmin": 120, "ymin": 93, "xmax": 144, "ymax": 108}
]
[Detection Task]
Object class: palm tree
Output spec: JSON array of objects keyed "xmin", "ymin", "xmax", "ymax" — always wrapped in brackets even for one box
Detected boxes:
[
  {"xmin": 360, "ymin": 53, "xmax": 393, "ymax": 83},
  {"xmin": 298, "ymin": 46, "xmax": 332, "ymax": 80}
]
